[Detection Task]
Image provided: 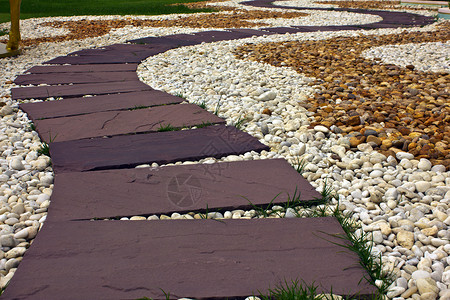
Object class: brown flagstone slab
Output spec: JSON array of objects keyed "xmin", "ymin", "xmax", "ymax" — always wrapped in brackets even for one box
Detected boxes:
[
  {"xmin": 1, "ymin": 217, "xmax": 377, "ymax": 300},
  {"xmin": 13, "ymin": 71, "xmax": 139, "ymax": 85},
  {"xmin": 49, "ymin": 124, "xmax": 270, "ymax": 173},
  {"xmin": 46, "ymin": 159, "xmax": 321, "ymax": 221},
  {"xmin": 35, "ymin": 103, "xmax": 225, "ymax": 143},
  {"xmin": 26, "ymin": 64, "xmax": 137, "ymax": 74},
  {"xmin": 11, "ymin": 81, "xmax": 152, "ymax": 100},
  {"xmin": 19, "ymin": 90, "xmax": 184, "ymax": 121}
]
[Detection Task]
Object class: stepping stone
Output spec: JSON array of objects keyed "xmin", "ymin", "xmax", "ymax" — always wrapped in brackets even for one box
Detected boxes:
[
  {"xmin": 226, "ymin": 28, "xmax": 277, "ymax": 36},
  {"xmin": 49, "ymin": 124, "xmax": 269, "ymax": 173},
  {"xmin": 1, "ymin": 218, "xmax": 377, "ymax": 299},
  {"xmin": 128, "ymin": 35, "xmax": 200, "ymax": 46},
  {"xmin": 45, "ymin": 43, "xmax": 174, "ymax": 65},
  {"xmin": 261, "ymin": 27, "xmax": 303, "ymax": 34},
  {"xmin": 26, "ymin": 64, "xmax": 137, "ymax": 74},
  {"xmin": 11, "ymin": 81, "xmax": 152, "ymax": 100},
  {"xmin": 14, "ymin": 71, "xmax": 139, "ymax": 85},
  {"xmin": 20, "ymin": 90, "xmax": 184, "ymax": 121},
  {"xmin": 46, "ymin": 159, "xmax": 321, "ymax": 221},
  {"xmin": 35, "ymin": 103, "xmax": 225, "ymax": 143}
]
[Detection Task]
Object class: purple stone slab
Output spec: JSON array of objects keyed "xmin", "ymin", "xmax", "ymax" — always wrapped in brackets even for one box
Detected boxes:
[
  {"xmin": 128, "ymin": 36, "xmax": 199, "ymax": 46},
  {"xmin": 1, "ymin": 218, "xmax": 377, "ymax": 300},
  {"xmin": 35, "ymin": 103, "xmax": 225, "ymax": 143},
  {"xmin": 14, "ymin": 71, "xmax": 139, "ymax": 85},
  {"xmin": 226, "ymin": 28, "xmax": 277, "ymax": 36},
  {"xmin": 11, "ymin": 81, "xmax": 152, "ymax": 100},
  {"xmin": 260, "ymin": 27, "xmax": 303, "ymax": 33},
  {"xmin": 46, "ymin": 159, "xmax": 321, "ymax": 221},
  {"xmin": 26, "ymin": 64, "xmax": 137, "ymax": 74},
  {"xmin": 19, "ymin": 90, "xmax": 183, "ymax": 121},
  {"xmin": 49, "ymin": 124, "xmax": 270, "ymax": 173}
]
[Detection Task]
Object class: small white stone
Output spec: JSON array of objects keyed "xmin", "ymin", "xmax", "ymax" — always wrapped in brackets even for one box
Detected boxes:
[
  {"xmin": 396, "ymin": 152, "xmax": 414, "ymax": 160},
  {"xmin": 314, "ymin": 125, "xmax": 329, "ymax": 134},
  {"xmin": 285, "ymin": 208, "xmax": 297, "ymax": 218},
  {"xmin": 10, "ymin": 158, "xmax": 24, "ymax": 171},
  {"xmin": 415, "ymin": 181, "xmax": 431, "ymax": 193},
  {"xmin": 417, "ymin": 158, "xmax": 432, "ymax": 171}
]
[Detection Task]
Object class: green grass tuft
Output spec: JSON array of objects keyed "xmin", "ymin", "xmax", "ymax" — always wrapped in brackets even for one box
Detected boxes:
[
  {"xmin": 0, "ymin": 28, "xmax": 7, "ymax": 37},
  {"xmin": 258, "ymin": 279, "xmax": 337, "ymax": 300},
  {"xmin": 37, "ymin": 142, "xmax": 50, "ymax": 156},
  {"xmin": 196, "ymin": 121, "xmax": 212, "ymax": 129},
  {"xmin": 157, "ymin": 123, "xmax": 176, "ymax": 132},
  {"xmin": 214, "ymin": 99, "xmax": 221, "ymax": 116},
  {"xmin": 197, "ymin": 101, "xmax": 207, "ymax": 109},
  {"xmin": 233, "ymin": 114, "xmax": 247, "ymax": 130},
  {"xmin": 292, "ymin": 157, "xmax": 307, "ymax": 175},
  {"xmin": 129, "ymin": 105, "xmax": 148, "ymax": 111},
  {"xmin": 175, "ymin": 92, "xmax": 187, "ymax": 100}
]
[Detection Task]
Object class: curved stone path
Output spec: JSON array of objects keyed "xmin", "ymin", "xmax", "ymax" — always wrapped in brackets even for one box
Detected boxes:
[{"xmin": 1, "ymin": 2, "xmax": 436, "ymax": 299}]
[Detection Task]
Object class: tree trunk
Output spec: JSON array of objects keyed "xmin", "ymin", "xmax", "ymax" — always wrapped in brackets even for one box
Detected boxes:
[{"xmin": 6, "ymin": 0, "xmax": 22, "ymax": 51}]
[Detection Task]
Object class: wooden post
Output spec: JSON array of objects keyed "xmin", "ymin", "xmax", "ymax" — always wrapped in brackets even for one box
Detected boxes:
[{"xmin": 6, "ymin": 0, "xmax": 22, "ymax": 52}]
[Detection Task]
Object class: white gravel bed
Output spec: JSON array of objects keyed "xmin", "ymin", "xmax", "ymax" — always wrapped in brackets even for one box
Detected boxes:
[
  {"xmin": 0, "ymin": 1, "xmax": 449, "ymax": 298},
  {"xmin": 363, "ymin": 40, "xmax": 450, "ymax": 73}
]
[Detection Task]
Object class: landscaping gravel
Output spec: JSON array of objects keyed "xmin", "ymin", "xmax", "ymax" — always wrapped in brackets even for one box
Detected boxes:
[{"xmin": 0, "ymin": 0, "xmax": 449, "ymax": 298}]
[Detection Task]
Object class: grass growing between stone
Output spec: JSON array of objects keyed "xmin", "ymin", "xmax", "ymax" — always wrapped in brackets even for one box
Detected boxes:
[{"xmin": 258, "ymin": 279, "xmax": 339, "ymax": 300}]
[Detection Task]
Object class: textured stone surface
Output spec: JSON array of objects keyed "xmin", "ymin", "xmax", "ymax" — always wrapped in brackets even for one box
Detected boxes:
[
  {"xmin": 11, "ymin": 80, "xmax": 152, "ymax": 100},
  {"xmin": 46, "ymin": 159, "xmax": 321, "ymax": 221},
  {"xmin": 1, "ymin": 218, "xmax": 377, "ymax": 300},
  {"xmin": 26, "ymin": 63, "xmax": 137, "ymax": 74},
  {"xmin": 14, "ymin": 71, "xmax": 139, "ymax": 85},
  {"xmin": 20, "ymin": 90, "xmax": 184, "ymax": 121},
  {"xmin": 49, "ymin": 124, "xmax": 270, "ymax": 173},
  {"xmin": 34, "ymin": 103, "xmax": 225, "ymax": 142}
]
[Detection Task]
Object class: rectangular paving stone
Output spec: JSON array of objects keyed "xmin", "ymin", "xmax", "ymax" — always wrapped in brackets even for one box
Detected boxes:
[
  {"xmin": 14, "ymin": 71, "xmax": 139, "ymax": 85},
  {"xmin": 128, "ymin": 36, "xmax": 199, "ymax": 46},
  {"xmin": 19, "ymin": 90, "xmax": 184, "ymax": 121},
  {"xmin": 11, "ymin": 81, "xmax": 152, "ymax": 100},
  {"xmin": 260, "ymin": 27, "xmax": 303, "ymax": 33},
  {"xmin": 26, "ymin": 64, "xmax": 137, "ymax": 74},
  {"xmin": 46, "ymin": 159, "xmax": 321, "ymax": 221},
  {"xmin": 45, "ymin": 44, "xmax": 174, "ymax": 65},
  {"xmin": 35, "ymin": 103, "xmax": 226, "ymax": 143},
  {"xmin": 49, "ymin": 124, "xmax": 270, "ymax": 173},
  {"xmin": 1, "ymin": 218, "xmax": 377, "ymax": 299},
  {"xmin": 226, "ymin": 28, "xmax": 277, "ymax": 36}
]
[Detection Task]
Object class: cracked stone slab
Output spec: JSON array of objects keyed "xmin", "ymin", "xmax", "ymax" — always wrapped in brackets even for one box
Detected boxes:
[
  {"xmin": 11, "ymin": 81, "xmax": 152, "ymax": 100},
  {"xmin": 34, "ymin": 103, "xmax": 226, "ymax": 143},
  {"xmin": 19, "ymin": 90, "xmax": 184, "ymax": 121},
  {"xmin": 26, "ymin": 64, "xmax": 137, "ymax": 74},
  {"xmin": 1, "ymin": 217, "xmax": 377, "ymax": 300},
  {"xmin": 49, "ymin": 124, "xmax": 270, "ymax": 173},
  {"xmin": 46, "ymin": 159, "xmax": 321, "ymax": 221},
  {"xmin": 14, "ymin": 71, "xmax": 139, "ymax": 85}
]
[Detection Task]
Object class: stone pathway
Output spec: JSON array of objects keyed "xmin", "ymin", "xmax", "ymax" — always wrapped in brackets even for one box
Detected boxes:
[{"xmin": 0, "ymin": 1, "xmax": 436, "ymax": 299}]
